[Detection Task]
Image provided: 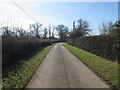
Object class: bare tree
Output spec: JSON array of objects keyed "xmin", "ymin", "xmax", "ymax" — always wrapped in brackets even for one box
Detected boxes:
[
  {"xmin": 51, "ymin": 26, "xmax": 57, "ymax": 38},
  {"xmin": 2, "ymin": 26, "xmax": 14, "ymax": 36},
  {"xmin": 56, "ymin": 24, "xmax": 69, "ymax": 41},
  {"xmin": 69, "ymin": 21, "xmax": 76, "ymax": 38},
  {"xmin": 69, "ymin": 19, "xmax": 91, "ymax": 38},
  {"xmin": 18, "ymin": 27, "xmax": 27, "ymax": 37},
  {"xmin": 111, "ymin": 20, "xmax": 120, "ymax": 34},
  {"xmin": 43, "ymin": 27, "xmax": 48, "ymax": 39},
  {"xmin": 29, "ymin": 23, "xmax": 42, "ymax": 38},
  {"xmin": 48, "ymin": 25, "xmax": 51, "ymax": 39},
  {"xmin": 76, "ymin": 19, "xmax": 91, "ymax": 37},
  {"xmin": 99, "ymin": 21, "xmax": 113, "ymax": 35},
  {"xmin": 47, "ymin": 25, "xmax": 58, "ymax": 39}
]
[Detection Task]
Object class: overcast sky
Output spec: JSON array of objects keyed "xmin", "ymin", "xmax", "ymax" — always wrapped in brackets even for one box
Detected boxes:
[{"xmin": 0, "ymin": 0, "xmax": 119, "ymax": 35}]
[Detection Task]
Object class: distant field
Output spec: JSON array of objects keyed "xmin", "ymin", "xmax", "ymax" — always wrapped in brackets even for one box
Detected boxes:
[{"xmin": 63, "ymin": 43, "xmax": 119, "ymax": 89}]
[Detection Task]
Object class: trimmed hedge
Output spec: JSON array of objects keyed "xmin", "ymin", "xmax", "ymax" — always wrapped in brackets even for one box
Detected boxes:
[
  {"xmin": 67, "ymin": 34, "xmax": 119, "ymax": 62},
  {"xmin": 2, "ymin": 44, "xmax": 55, "ymax": 88},
  {"xmin": 2, "ymin": 36, "xmax": 54, "ymax": 70}
]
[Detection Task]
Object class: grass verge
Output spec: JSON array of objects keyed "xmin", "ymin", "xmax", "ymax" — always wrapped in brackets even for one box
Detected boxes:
[
  {"xmin": 63, "ymin": 43, "xmax": 119, "ymax": 89},
  {"xmin": 2, "ymin": 44, "xmax": 55, "ymax": 89}
]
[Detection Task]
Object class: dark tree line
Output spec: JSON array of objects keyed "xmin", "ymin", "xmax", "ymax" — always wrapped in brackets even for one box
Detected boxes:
[
  {"xmin": 69, "ymin": 19, "xmax": 120, "ymax": 39},
  {"xmin": 1, "ymin": 22, "xmax": 70, "ymax": 41},
  {"xmin": 1, "ymin": 18, "xmax": 119, "ymax": 41}
]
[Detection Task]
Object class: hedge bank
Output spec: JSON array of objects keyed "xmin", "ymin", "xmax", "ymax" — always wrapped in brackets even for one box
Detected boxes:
[{"xmin": 67, "ymin": 34, "xmax": 120, "ymax": 62}]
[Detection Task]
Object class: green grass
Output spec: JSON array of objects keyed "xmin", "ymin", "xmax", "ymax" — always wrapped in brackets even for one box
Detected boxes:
[
  {"xmin": 63, "ymin": 43, "xmax": 119, "ymax": 89},
  {"xmin": 2, "ymin": 44, "xmax": 55, "ymax": 89}
]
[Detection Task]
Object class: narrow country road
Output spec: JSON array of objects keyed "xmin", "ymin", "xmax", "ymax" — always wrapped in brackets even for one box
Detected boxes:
[{"xmin": 26, "ymin": 43, "xmax": 109, "ymax": 88}]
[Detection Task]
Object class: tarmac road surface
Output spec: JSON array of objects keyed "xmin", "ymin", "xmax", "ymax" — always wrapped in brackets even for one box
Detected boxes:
[{"xmin": 26, "ymin": 43, "xmax": 109, "ymax": 88}]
